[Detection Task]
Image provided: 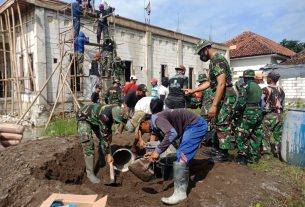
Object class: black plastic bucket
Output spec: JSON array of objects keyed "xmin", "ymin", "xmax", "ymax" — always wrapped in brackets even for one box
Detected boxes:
[{"xmin": 159, "ymin": 154, "xmax": 176, "ymax": 180}]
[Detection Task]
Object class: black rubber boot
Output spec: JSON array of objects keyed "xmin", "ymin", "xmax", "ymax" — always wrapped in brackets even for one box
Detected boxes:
[
  {"xmin": 235, "ymin": 154, "xmax": 247, "ymax": 165},
  {"xmin": 211, "ymin": 149, "xmax": 230, "ymax": 163}
]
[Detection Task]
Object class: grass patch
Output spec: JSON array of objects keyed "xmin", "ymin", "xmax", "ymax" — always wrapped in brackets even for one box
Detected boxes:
[
  {"xmin": 44, "ymin": 118, "xmax": 77, "ymax": 137},
  {"xmin": 250, "ymin": 157, "xmax": 305, "ymax": 207}
]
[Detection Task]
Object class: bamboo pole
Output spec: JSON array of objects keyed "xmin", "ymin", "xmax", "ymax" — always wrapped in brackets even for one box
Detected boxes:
[
  {"xmin": 11, "ymin": 8, "xmax": 22, "ymax": 116},
  {"xmin": 5, "ymin": 11, "xmax": 15, "ymax": 115},
  {"xmin": 0, "ymin": 15, "xmax": 8, "ymax": 114},
  {"xmin": 45, "ymin": 58, "xmax": 74, "ymax": 129},
  {"xmin": 16, "ymin": 51, "xmax": 67, "ymax": 124},
  {"xmin": 17, "ymin": 3, "xmax": 35, "ymax": 92}
]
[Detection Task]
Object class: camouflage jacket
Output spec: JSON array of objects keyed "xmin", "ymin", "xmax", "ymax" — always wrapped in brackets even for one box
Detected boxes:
[
  {"xmin": 105, "ymin": 86, "xmax": 122, "ymax": 105},
  {"xmin": 209, "ymin": 53, "xmax": 232, "ymax": 91},
  {"xmin": 262, "ymin": 85, "xmax": 285, "ymax": 114},
  {"xmin": 76, "ymin": 104, "xmax": 114, "ymax": 136}
]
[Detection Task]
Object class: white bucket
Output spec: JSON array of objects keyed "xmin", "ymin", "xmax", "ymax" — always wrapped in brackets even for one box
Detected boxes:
[{"xmin": 113, "ymin": 148, "xmax": 135, "ymax": 172}]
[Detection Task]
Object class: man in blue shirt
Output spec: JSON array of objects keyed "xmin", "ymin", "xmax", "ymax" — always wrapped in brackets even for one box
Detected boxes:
[
  {"xmin": 71, "ymin": 0, "xmax": 83, "ymax": 38},
  {"xmin": 74, "ymin": 31, "xmax": 89, "ymax": 75}
]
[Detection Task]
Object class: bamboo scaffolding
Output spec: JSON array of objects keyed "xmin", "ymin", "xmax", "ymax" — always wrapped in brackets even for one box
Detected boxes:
[
  {"xmin": 0, "ymin": 15, "xmax": 8, "ymax": 114},
  {"xmin": 4, "ymin": 11, "xmax": 15, "ymax": 114},
  {"xmin": 16, "ymin": 51, "xmax": 67, "ymax": 124},
  {"xmin": 17, "ymin": 2, "xmax": 35, "ymax": 92},
  {"xmin": 11, "ymin": 8, "xmax": 22, "ymax": 116},
  {"xmin": 45, "ymin": 57, "xmax": 74, "ymax": 129}
]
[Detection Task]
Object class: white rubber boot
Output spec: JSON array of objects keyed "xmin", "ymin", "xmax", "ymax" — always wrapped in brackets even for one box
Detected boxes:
[
  {"xmin": 161, "ymin": 161, "xmax": 189, "ymax": 205},
  {"xmin": 84, "ymin": 155, "xmax": 100, "ymax": 184}
]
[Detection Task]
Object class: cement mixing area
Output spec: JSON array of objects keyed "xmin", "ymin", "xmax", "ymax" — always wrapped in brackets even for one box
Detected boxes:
[{"xmin": 0, "ymin": 123, "xmax": 304, "ymax": 207}]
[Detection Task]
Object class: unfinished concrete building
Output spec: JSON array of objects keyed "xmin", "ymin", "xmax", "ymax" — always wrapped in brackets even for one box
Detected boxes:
[{"xmin": 0, "ymin": 0, "xmax": 229, "ymax": 123}]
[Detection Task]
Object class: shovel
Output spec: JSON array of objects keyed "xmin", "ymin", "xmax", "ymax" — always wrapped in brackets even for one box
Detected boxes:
[{"xmin": 105, "ymin": 162, "xmax": 120, "ymax": 187}]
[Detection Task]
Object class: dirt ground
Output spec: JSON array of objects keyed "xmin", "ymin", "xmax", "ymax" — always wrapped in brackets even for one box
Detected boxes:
[{"xmin": 0, "ymin": 133, "xmax": 297, "ymax": 207}]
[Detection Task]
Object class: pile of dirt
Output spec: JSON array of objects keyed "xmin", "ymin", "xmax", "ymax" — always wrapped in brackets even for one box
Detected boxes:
[{"xmin": 0, "ymin": 134, "xmax": 294, "ymax": 207}]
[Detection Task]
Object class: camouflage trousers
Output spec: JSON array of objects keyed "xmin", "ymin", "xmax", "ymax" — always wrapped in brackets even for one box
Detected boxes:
[
  {"xmin": 77, "ymin": 121, "xmax": 109, "ymax": 156},
  {"xmin": 215, "ymin": 87, "xmax": 237, "ymax": 150},
  {"xmin": 255, "ymin": 112, "xmax": 283, "ymax": 155},
  {"xmin": 235, "ymin": 107, "xmax": 262, "ymax": 160},
  {"xmin": 76, "ymin": 53, "xmax": 84, "ymax": 75}
]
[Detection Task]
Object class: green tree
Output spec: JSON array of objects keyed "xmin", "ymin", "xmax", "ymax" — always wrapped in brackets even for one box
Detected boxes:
[{"xmin": 280, "ymin": 39, "xmax": 305, "ymax": 53}]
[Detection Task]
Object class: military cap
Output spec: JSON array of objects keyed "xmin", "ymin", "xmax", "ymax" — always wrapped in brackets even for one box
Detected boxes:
[
  {"xmin": 113, "ymin": 79, "xmax": 121, "ymax": 84},
  {"xmin": 194, "ymin": 39, "xmax": 212, "ymax": 55},
  {"xmin": 197, "ymin": 73, "xmax": 208, "ymax": 82},
  {"xmin": 112, "ymin": 106, "xmax": 129, "ymax": 125},
  {"xmin": 243, "ymin": 69, "xmax": 255, "ymax": 78},
  {"xmin": 267, "ymin": 71, "xmax": 280, "ymax": 82},
  {"xmin": 137, "ymin": 84, "xmax": 148, "ymax": 92}
]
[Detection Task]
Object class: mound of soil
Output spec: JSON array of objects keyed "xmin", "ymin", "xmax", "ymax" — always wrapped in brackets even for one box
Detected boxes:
[{"xmin": 0, "ymin": 133, "xmax": 293, "ymax": 207}]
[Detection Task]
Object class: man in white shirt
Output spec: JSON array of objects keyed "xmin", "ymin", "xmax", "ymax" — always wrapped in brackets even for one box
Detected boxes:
[{"xmin": 158, "ymin": 77, "xmax": 169, "ymax": 101}]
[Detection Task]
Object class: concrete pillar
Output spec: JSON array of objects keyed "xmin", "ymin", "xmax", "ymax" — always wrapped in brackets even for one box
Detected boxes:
[
  {"xmin": 145, "ymin": 31, "xmax": 153, "ymax": 88},
  {"xmin": 177, "ymin": 39, "xmax": 183, "ymax": 66},
  {"xmin": 33, "ymin": 7, "xmax": 47, "ymax": 105}
]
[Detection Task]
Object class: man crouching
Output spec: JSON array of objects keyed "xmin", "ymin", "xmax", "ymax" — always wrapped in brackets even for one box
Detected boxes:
[
  {"xmin": 144, "ymin": 99, "xmax": 208, "ymax": 205},
  {"xmin": 76, "ymin": 103, "xmax": 128, "ymax": 183}
]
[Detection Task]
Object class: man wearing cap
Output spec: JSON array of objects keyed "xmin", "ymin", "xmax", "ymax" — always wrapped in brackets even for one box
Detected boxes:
[
  {"xmin": 186, "ymin": 39, "xmax": 237, "ymax": 162},
  {"xmin": 145, "ymin": 98, "xmax": 208, "ymax": 205},
  {"xmin": 255, "ymin": 71, "xmax": 285, "ymax": 158},
  {"xmin": 234, "ymin": 70, "xmax": 263, "ymax": 165},
  {"xmin": 88, "ymin": 52, "xmax": 101, "ymax": 98},
  {"xmin": 150, "ymin": 78, "xmax": 159, "ymax": 99},
  {"xmin": 105, "ymin": 79, "xmax": 122, "ymax": 105},
  {"xmin": 76, "ymin": 103, "xmax": 128, "ymax": 184},
  {"xmin": 95, "ymin": 3, "xmax": 115, "ymax": 43},
  {"xmin": 123, "ymin": 84, "xmax": 148, "ymax": 117},
  {"xmin": 123, "ymin": 75, "xmax": 138, "ymax": 96},
  {"xmin": 165, "ymin": 65, "xmax": 188, "ymax": 109}
]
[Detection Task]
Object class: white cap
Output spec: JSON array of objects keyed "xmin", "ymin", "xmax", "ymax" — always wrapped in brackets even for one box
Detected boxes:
[{"xmin": 130, "ymin": 75, "xmax": 138, "ymax": 80}]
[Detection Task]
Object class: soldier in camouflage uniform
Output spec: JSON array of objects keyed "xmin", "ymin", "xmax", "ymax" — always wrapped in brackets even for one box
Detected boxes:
[
  {"xmin": 231, "ymin": 77, "xmax": 246, "ymax": 129},
  {"xmin": 235, "ymin": 70, "xmax": 263, "ymax": 165},
  {"xmin": 112, "ymin": 56, "xmax": 125, "ymax": 81},
  {"xmin": 187, "ymin": 39, "xmax": 237, "ymax": 162},
  {"xmin": 255, "ymin": 71, "xmax": 285, "ymax": 157},
  {"xmin": 100, "ymin": 37, "xmax": 117, "ymax": 77},
  {"xmin": 105, "ymin": 79, "xmax": 122, "ymax": 105},
  {"xmin": 76, "ymin": 103, "xmax": 128, "ymax": 183},
  {"xmin": 197, "ymin": 73, "xmax": 215, "ymax": 146}
]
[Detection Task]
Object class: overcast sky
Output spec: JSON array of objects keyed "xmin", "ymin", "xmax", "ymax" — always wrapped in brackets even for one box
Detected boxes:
[{"xmin": 1, "ymin": 0, "xmax": 304, "ymax": 43}]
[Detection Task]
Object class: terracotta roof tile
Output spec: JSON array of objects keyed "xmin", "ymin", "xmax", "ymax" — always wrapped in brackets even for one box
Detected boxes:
[
  {"xmin": 227, "ymin": 31, "xmax": 295, "ymax": 59},
  {"xmin": 280, "ymin": 49, "xmax": 305, "ymax": 65}
]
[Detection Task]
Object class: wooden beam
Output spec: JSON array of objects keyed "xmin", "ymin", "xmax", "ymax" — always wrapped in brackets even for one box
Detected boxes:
[
  {"xmin": 0, "ymin": 15, "xmax": 8, "ymax": 114},
  {"xmin": 17, "ymin": 2, "xmax": 35, "ymax": 91}
]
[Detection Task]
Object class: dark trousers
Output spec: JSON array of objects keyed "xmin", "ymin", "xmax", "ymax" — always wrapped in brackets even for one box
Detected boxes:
[
  {"xmin": 97, "ymin": 21, "xmax": 109, "ymax": 43},
  {"xmin": 73, "ymin": 17, "xmax": 80, "ymax": 38}
]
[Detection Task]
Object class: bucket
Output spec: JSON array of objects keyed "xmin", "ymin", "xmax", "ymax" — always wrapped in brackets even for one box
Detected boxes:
[
  {"xmin": 158, "ymin": 153, "xmax": 176, "ymax": 180},
  {"xmin": 281, "ymin": 108, "xmax": 305, "ymax": 167},
  {"xmin": 113, "ymin": 148, "xmax": 135, "ymax": 172},
  {"xmin": 145, "ymin": 141, "xmax": 160, "ymax": 153}
]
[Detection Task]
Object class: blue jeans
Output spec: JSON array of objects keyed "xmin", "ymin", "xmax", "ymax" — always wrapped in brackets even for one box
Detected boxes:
[
  {"xmin": 176, "ymin": 117, "xmax": 208, "ymax": 163},
  {"xmin": 73, "ymin": 17, "xmax": 80, "ymax": 38}
]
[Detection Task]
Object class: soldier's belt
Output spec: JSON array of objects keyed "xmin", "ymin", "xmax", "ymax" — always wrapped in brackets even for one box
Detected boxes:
[{"xmin": 246, "ymin": 103, "xmax": 261, "ymax": 107}]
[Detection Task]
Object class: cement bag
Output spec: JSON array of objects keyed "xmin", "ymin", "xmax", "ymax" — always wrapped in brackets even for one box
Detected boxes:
[
  {"xmin": 0, "ymin": 133, "xmax": 23, "ymax": 140},
  {"xmin": 0, "ymin": 123, "xmax": 25, "ymax": 134},
  {"xmin": 0, "ymin": 140, "xmax": 20, "ymax": 147}
]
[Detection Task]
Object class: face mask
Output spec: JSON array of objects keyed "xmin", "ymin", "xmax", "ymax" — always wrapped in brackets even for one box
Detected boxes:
[{"xmin": 200, "ymin": 50, "xmax": 209, "ymax": 62}]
